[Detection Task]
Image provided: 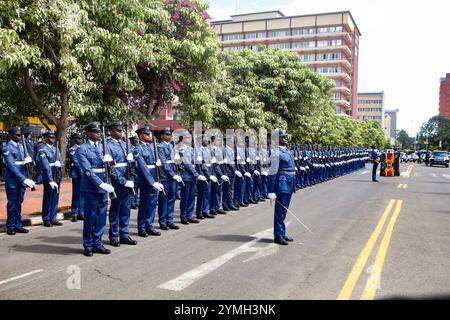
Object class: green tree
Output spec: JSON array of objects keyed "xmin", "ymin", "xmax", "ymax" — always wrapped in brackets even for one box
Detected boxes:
[
  {"xmin": 396, "ymin": 129, "xmax": 415, "ymax": 149},
  {"xmin": 419, "ymin": 116, "xmax": 450, "ymax": 150}
]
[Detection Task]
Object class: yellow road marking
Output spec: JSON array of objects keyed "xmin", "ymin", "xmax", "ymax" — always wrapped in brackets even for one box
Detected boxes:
[
  {"xmin": 404, "ymin": 165, "xmax": 413, "ymax": 178},
  {"xmin": 337, "ymin": 199, "xmax": 396, "ymax": 300},
  {"xmin": 397, "ymin": 184, "xmax": 403, "ymax": 189},
  {"xmin": 403, "ymin": 184, "xmax": 408, "ymax": 189},
  {"xmin": 360, "ymin": 200, "xmax": 403, "ymax": 300}
]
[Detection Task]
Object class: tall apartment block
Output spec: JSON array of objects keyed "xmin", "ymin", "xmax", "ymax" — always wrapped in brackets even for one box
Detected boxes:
[
  {"xmin": 212, "ymin": 11, "xmax": 361, "ymax": 117},
  {"xmin": 439, "ymin": 73, "xmax": 450, "ymax": 119}
]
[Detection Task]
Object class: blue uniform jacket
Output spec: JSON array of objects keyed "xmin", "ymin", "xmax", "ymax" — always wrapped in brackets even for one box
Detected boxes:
[
  {"xmin": 235, "ymin": 147, "xmax": 247, "ymax": 174},
  {"xmin": 38, "ymin": 144, "xmax": 63, "ymax": 183},
  {"xmin": 211, "ymin": 146, "xmax": 224, "ymax": 177},
  {"xmin": 2, "ymin": 141, "xmax": 27, "ymax": 184},
  {"xmin": 268, "ymin": 146, "xmax": 296, "ymax": 194},
  {"xmin": 223, "ymin": 145, "xmax": 237, "ymax": 173},
  {"xmin": 133, "ymin": 142, "xmax": 157, "ymax": 186},
  {"xmin": 158, "ymin": 141, "xmax": 177, "ymax": 181},
  {"xmin": 68, "ymin": 145, "xmax": 82, "ymax": 179},
  {"xmin": 107, "ymin": 138, "xmax": 130, "ymax": 186},
  {"xmin": 179, "ymin": 144, "xmax": 199, "ymax": 182},
  {"xmin": 77, "ymin": 141, "xmax": 108, "ymax": 194}
]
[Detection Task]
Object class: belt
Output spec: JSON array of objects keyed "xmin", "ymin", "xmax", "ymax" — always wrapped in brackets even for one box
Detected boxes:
[
  {"xmin": 279, "ymin": 171, "xmax": 295, "ymax": 176},
  {"xmin": 92, "ymin": 168, "xmax": 106, "ymax": 173},
  {"xmin": 165, "ymin": 160, "xmax": 174, "ymax": 164},
  {"xmin": 205, "ymin": 164, "xmax": 211, "ymax": 167},
  {"xmin": 240, "ymin": 162, "xmax": 246, "ymax": 165},
  {"xmin": 113, "ymin": 163, "xmax": 127, "ymax": 168},
  {"xmin": 146, "ymin": 165, "xmax": 156, "ymax": 169},
  {"xmin": 14, "ymin": 161, "xmax": 25, "ymax": 165},
  {"xmin": 49, "ymin": 162, "xmax": 57, "ymax": 167}
]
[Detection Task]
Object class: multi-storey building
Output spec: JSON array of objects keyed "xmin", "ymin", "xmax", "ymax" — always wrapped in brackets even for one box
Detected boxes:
[
  {"xmin": 356, "ymin": 92, "xmax": 384, "ymax": 123},
  {"xmin": 385, "ymin": 109, "xmax": 399, "ymax": 142},
  {"xmin": 439, "ymin": 73, "xmax": 450, "ymax": 119},
  {"xmin": 212, "ymin": 10, "xmax": 361, "ymax": 117}
]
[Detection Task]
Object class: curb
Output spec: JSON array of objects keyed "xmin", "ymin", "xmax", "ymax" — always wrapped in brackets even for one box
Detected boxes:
[{"xmin": 0, "ymin": 210, "xmax": 72, "ymax": 233}]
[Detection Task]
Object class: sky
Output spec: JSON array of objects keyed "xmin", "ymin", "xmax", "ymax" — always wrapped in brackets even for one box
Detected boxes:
[{"xmin": 207, "ymin": 0, "xmax": 450, "ymax": 136}]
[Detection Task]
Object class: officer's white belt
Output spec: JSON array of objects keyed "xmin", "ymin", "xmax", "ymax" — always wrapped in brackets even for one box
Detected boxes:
[
  {"xmin": 14, "ymin": 161, "xmax": 25, "ymax": 165},
  {"xmin": 92, "ymin": 168, "xmax": 106, "ymax": 173},
  {"xmin": 49, "ymin": 162, "xmax": 57, "ymax": 167},
  {"xmin": 146, "ymin": 165, "xmax": 156, "ymax": 169},
  {"xmin": 165, "ymin": 160, "xmax": 174, "ymax": 164},
  {"xmin": 113, "ymin": 163, "xmax": 128, "ymax": 168}
]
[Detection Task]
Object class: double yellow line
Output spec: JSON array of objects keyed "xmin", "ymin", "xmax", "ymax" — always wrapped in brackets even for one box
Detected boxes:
[
  {"xmin": 398, "ymin": 184, "xmax": 408, "ymax": 189},
  {"xmin": 403, "ymin": 165, "xmax": 414, "ymax": 178},
  {"xmin": 337, "ymin": 199, "xmax": 403, "ymax": 300}
]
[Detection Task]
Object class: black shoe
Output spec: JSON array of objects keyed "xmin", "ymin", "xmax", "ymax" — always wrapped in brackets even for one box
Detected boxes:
[
  {"xmin": 181, "ymin": 219, "xmax": 190, "ymax": 225},
  {"xmin": 188, "ymin": 219, "xmax": 200, "ymax": 224},
  {"xmin": 250, "ymin": 200, "xmax": 258, "ymax": 204},
  {"xmin": 93, "ymin": 246, "xmax": 111, "ymax": 254},
  {"xmin": 71, "ymin": 217, "xmax": 78, "ymax": 222},
  {"xmin": 147, "ymin": 229, "xmax": 161, "ymax": 236},
  {"xmin": 14, "ymin": 227, "xmax": 29, "ymax": 234},
  {"xmin": 217, "ymin": 210, "xmax": 227, "ymax": 215},
  {"xmin": 230, "ymin": 206, "xmax": 239, "ymax": 211},
  {"xmin": 243, "ymin": 201, "xmax": 250, "ymax": 205},
  {"xmin": 223, "ymin": 207, "xmax": 230, "ymax": 212},
  {"xmin": 168, "ymin": 224, "xmax": 180, "ymax": 230},
  {"xmin": 203, "ymin": 214, "xmax": 215, "ymax": 219},
  {"xmin": 43, "ymin": 221, "xmax": 53, "ymax": 227},
  {"xmin": 77, "ymin": 216, "xmax": 84, "ymax": 221},
  {"xmin": 196, "ymin": 215, "xmax": 205, "ymax": 220},
  {"xmin": 210, "ymin": 211, "xmax": 218, "ymax": 216},
  {"xmin": 283, "ymin": 236, "xmax": 294, "ymax": 242},
  {"xmin": 84, "ymin": 248, "xmax": 93, "ymax": 257},
  {"xmin": 138, "ymin": 231, "xmax": 148, "ymax": 238},
  {"xmin": 240, "ymin": 203, "xmax": 249, "ymax": 207},
  {"xmin": 259, "ymin": 198, "xmax": 266, "ymax": 202},
  {"xmin": 6, "ymin": 230, "xmax": 16, "ymax": 236},
  {"xmin": 373, "ymin": 180, "xmax": 379, "ymax": 182},
  {"xmin": 52, "ymin": 221, "xmax": 63, "ymax": 226},
  {"xmin": 160, "ymin": 225, "xmax": 169, "ymax": 230},
  {"xmin": 120, "ymin": 237, "xmax": 137, "ymax": 245},
  {"xmin": 274, "ymin": 236, "xmax": 289, "ymax": 245},
  {"xmin": 110, "ymin": 239, "xmax": 121, "ymax": 247}
]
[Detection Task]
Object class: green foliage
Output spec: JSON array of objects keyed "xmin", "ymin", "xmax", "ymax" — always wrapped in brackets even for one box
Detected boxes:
[
  {"xmin": 418, "ymin": 116, "xmax": 450, "ymax": 150},
  {"xmin": 396, "ymin": 129, "xmax": 415, "ymax": 149}
]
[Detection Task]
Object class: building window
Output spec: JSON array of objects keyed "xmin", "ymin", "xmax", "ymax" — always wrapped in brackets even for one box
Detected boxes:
[
  {"xmin": 300, "ymin": 54, "xmax": 316, "ymax": 62},
  {"xmin": 317, "ymin": 66, "xmax": 342, "ymax": 74},
  {"xmin": 268, "ymin": 43, "xmax": 290, "ymax": 49},
  {"xmin": 223, "ymin": 33, "xmax": 244, "ymax": 41},
  {"xmin": 245, "ymin": 32, "xmax": 266, "ymax": 39},
  {"xmin": 292, "ymin": 28, "xmax": 316, "ymax": 35},
  {"xmin": 330, "ymin": 39, "xmax": 342, "ymax": 46},
  {"xmin": 318, "ymin": 26, "xmax": 343, "ymax": 34},
  {"xmin": 335, "ymin": 106, "xmax": 342, "ymax": 114},
  {"xmin": 335, "ymin": 80, "xmax": 342, "ymax": 87},
  {"xmin": 268, "ymin": 30, "xmax": 291, "ymax": 38},
  {"xmin": 292, "ymin": 41, "xmax": 315, "ymax": 48},
  {"xmin": 332, "ymin": 93, "xmax": 342, "ymax": 101},
  {"xmin": 319, "ymin": 52, "xmax": 342, "ymax": 61}
]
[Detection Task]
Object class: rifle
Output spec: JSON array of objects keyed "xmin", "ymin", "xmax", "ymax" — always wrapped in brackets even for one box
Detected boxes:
[
  {"xmin": 152, "ymin": 134, "xmax": 166, "ymax": 196},
  {"xmin": 174, "ymin": 145, "xmax": 185, "ymax": 187},
  {"xmin": 125, "ymin": 123, "xmax": 137, "ymax": 196},
  {"xmin": 54, "ymin": 141, "xmax": 62, "ymax": 193},
  {"xmin": 21, "ymin": 134, "xmax": 36, "ymax": 191},
  {"xmin": 102, "ymin": 126, "xmax": 117, "ymax": 200}
]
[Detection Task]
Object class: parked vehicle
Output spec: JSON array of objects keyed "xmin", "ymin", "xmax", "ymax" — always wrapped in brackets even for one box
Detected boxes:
[{"xmin": 429, "ymin": 151, "xmax": 449, "ymax": 168}]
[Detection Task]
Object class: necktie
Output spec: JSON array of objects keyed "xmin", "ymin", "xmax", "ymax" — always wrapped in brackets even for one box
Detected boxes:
[{"xmin": 18, "ymin": 144, "xmax": 24, "ymax": 160}]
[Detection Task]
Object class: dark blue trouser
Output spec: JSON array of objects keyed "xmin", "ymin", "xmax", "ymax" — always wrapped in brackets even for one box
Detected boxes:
[
  {"xmin": 274, "ymin": 192, "xmax": 293, "ymax": 238},
  {"xmin": 42, "ymin": 182, "xmax": 60, "ymax": 223},
  {"xmin": 180, "ymin": 181, "xmax": 196, "ymax": 221},
  {"xmin": 372, "ymin": 163, "xmax": 379, "ymax": 181},
  {"xmin": 137, "ymin": 183, "xmax": 157, "ymax": 231},
  {"xmin": 222, "ymin": 174, "xmax": 235, "ymax": 208},
  {"xmin": 196, "ymin": 180, "xmax": 211, "ymax": 215},
  {"xmin": 233, "ymin": 176, "xmax": 245, "ymax": 205},
  {"xmin": 82, "ymin": 192, "xmax": 107, "ymax": 249},
  {"xmin": 109, "ymin": 183, "xmax": 131, "ymax": 240},
  {"xmin": 244, "ymin": 176, "xmax": 254, "ymax": 202},
  {"xmin": 158, "ymin": 180, "xmax": 177, "ymax": 226},
  {"xmin": 210, "ymin": 181, "xmax": 222, "ymax": 212},
  {"xmin": 6, "ymin": 181, "xmax": 26, "ymax": 230},
  {"xmin": 71, "ymin": 177, "xmax": 84, "ymax": 218}
]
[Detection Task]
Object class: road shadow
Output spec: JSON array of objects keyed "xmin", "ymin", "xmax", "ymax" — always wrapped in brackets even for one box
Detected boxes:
[
  {"xmin": 197, "ymin": 234, "xmax": 257, "ymax": 242},
  {"xmin": 35, "ymin": 235, "xmax": 81, "ymax": 245},
  {"xmin": 381, "ymin": 294, "xmax": 450, "ymax": 300},
  {"xmin": 10, "ymin": 244, "xmax": 83, "ymax": 255}
]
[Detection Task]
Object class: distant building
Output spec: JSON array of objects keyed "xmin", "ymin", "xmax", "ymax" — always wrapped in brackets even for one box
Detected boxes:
[
  {"xmin": 385, "ymin": 109, "xmax": 399, "ymax": 142},
  {"xmin": 439, "ymin": 73, "xmax": 450, "ymax": 119},
  {"xmin": 357, "ymin": 92, "xmax": 384, "ymax": 123}
]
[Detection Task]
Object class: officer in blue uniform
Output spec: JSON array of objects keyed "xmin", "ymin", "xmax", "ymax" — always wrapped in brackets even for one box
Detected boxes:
[
  {"xmin": 77, "ymin": 122, "xmax": 114, "ymax": 256},
  {"xmin": 2, "ymin": 127, "xmax": 35, "ymax": 235},
  {"xmin": 68, "ymin": 132, "xmax": 84, "ymax": 222},
  {"xmin": 133, "ymin": 126, "xmax": 164, "ymax": 237},
  {"xmin": 177, "ymin": 130, "xmax": 203, "ymax": 224},
  {"xmin": 268, "ymin": 129, "xmax": 295, "ymax": 246},
  {"xmin": 106, "ymin": 121, "xmax": 137, "ymax": 247},
  {"xmin": 233, "ymin": 137, "xmax": 249, "ymax": 207},
  {"xmin": 195, "ymin": 136, "xmax": 216, "ymax": 219},
  {"xmin": 38, "ymin": 131, "xmax": 63, "ymax": 227},
  {"xmin": 370, "ymin": 144, "xmax": 380, "ymax": 182},
  {"xmin": 210, "ymin": 135, "xmax": 228, "ymax": 215},
  {"xmin": 157, "ymin": 128, "xmax": 181, "ymax": 230},
  {"xmin": 222, "ymin": 135, "xmax": 240, "ymax": 211},
  {"xmin": 23, "ymin": 128, "xmax": 36, "ymax": 160},
  {"xmin": 129, "ymin": 136, "xmax": 140, "ymax": 209}
]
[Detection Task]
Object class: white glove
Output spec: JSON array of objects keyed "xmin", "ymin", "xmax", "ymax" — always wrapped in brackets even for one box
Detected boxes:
[
  {"xmin": 262, "ymin": 170, "xmax": 268, "ymax": 176},
  {"xmin": 244, "ymin": 172, "xmax": 252, "ymax": 178},
  {"xmin": 197, "ymin": 175, "xmax": 207, "ymax": 182},
  {"xmin": 49, "ymin": 181, "xmax": 59, "ymax": 191},
  {"xmin": 254, "ymin": 170, "xmax": 260, "ymax": 176},
  {"xmin": 23, "ymin": 178, "xmax": 35, "ymax": 188},
  {"xmin": 209, "ymin": 176, "xmax": 218, "ymax": 183},
  {"xmin": 24, "ymin": 156, "xmax": 33, "ymax": 164},
  {"xmin": 124, "ymin": 180, "xmax": 134, "ymax": 188},
  {"xmin": 156, "ymin": 159, "xmax": 162, "ymax": 166},
  {"xmin": 268, "ymin": 193, "xmax": 277, "ymax": 201},
  {"xmin": 152, "ymin": 182, "xmax": 164, "ymax": 192},
  {"xmin": 103, "ymin": 154, "xmax": 113, "ymax": 163},
  {"xmin": 126, "ymin": 153, "xmax": 134, "ymax": 161},
  {"xmin": 235, "ymin": 171, "xmax": 243, "ymax": 178},
  {"xmin": 100, "ymin": 183, "xmax": 115, "ymax": 193},
  {"xmin": 295, "ymin": 167, "xmax": 298, "ymax": 172},
  {"xmin": 54, "ymin": 160, "xmax": 61, "ymax": 168},
  {"xmin": 221, "ymin": 175, "xmax": 229, "ymax": 182},
  {"xmin": 173, "ymin": 175, "xmax": 183, "ymax": 183}
]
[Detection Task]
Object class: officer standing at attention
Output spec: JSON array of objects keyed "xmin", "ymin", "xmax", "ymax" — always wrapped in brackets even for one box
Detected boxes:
[
  {"xmin": 106, "ymin": 121, "xmax": 137, "ymax": 247},
  {"xmin": 267, "ymin": 129, "xmax": 295, "ymax": 246},
  {"xmin": 39, "ymin": 131, "xmax": 63, "ymax": 227},
  {"xmin": 177, "ymin": 130, "xmax": 204, "ymax": 224},
  {"xmin": 68, "ymin": 132, "xmax": 84, "ymax": 222},
  {"xmin": 3, "ymin": 127, "xmax": 35, "ymax": 235},
  {"xmin": 210, "ymin": 135, "xmax": 228, "ymax": 215},
  {"xmin": 157, "ymin": 128, "xmax": 181, "ymax": 230},
  {"xmin": 133, "ymin": 126, "xmax": 164, "ymax": 237},
  {"xmin": 77, "ymin": 122, "xmax": 114, "ymax": 256},
  {"xmin": 370, "ymin": 144, "xmax": 380, "ymax": 183},
  {"xmin": 222, "ymin": 134, "xmax": 240, "ymax": 211}
]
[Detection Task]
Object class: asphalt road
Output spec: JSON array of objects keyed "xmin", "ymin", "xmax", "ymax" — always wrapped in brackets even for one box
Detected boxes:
[{"xmin": 0, "ymin": 163, "xmax": 449, "ymax": 300}]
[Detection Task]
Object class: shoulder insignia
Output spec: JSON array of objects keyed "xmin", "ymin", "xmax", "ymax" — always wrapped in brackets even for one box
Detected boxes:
[
  {"xmin": 40, "ymin": 153, "xmax": 46, "ymax": 158},
  {"xmin": 3, "ymin": 150, "xmax": 9, "ymax": 155},
  {"xmin": 70, "ymin": 150, "xmax": 76, "ymax": 155}
]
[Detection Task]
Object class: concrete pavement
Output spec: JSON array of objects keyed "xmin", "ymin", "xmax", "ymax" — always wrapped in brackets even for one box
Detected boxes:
[{"xmin": 0, "ymin": 163, "xmax": 449, "ymax": 300}]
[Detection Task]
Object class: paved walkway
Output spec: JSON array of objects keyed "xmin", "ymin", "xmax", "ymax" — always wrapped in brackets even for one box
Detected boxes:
[{"xmin": 0, "ymin": 179, "xmax": 72, "ymax": 218}]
